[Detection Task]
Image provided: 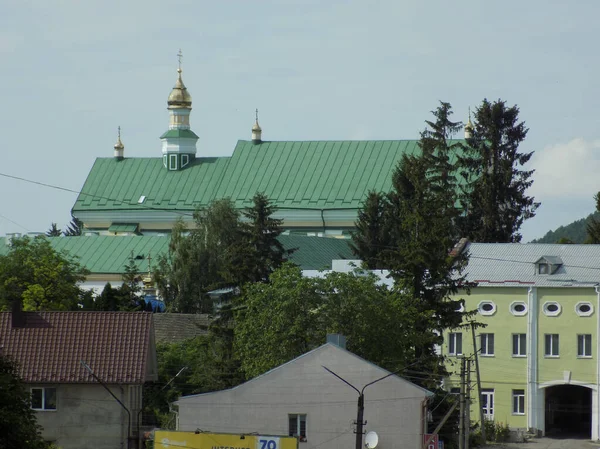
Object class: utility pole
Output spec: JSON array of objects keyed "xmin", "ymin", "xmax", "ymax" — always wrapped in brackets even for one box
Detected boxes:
[
  {"xmin": 470, "ymin": 321, "xmax": 486, "ymax": 442},
  {"xmin": 465, "ymin": 358, "xmax": 471, "ymax": 449},
  {"xmin": 459, "ymin": 357, "xmax": 466, "ymax": 449},
  {"xmin": 323, "ymin": 365, "xmax": 406, "ymax": 449}
]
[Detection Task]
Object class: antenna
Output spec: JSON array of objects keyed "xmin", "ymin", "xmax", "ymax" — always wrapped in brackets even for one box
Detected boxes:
[{"xmin": 365, "ymin": 431, "xmax": 378, "ymax": 449}]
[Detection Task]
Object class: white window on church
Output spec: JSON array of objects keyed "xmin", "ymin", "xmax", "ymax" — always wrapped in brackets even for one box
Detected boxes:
[{"xmin": 169, "ymin": 154, "xmax": 178, "ymax": 170}]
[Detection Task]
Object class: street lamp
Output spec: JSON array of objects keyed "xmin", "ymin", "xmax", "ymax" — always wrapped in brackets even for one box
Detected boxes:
[{"xmin": 323, "ymin": 366, "xmax": 407, "ymax": 449}]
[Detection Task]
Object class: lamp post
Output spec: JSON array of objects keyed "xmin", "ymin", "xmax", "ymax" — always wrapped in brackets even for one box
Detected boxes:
[
  {"xmin": 323, "ymin": 366, "xmax": 407, "ymax": 449},
  {"xmin": 81, "ymin": 360, "xmax": 134, "ymax": 449}
]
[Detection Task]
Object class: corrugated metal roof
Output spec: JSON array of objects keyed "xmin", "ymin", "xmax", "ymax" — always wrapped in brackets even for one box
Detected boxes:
[
  {"xmin": 0, "ymin": 311, "xmax": 153, "ymax": 384},
  {"xmin": 464, "ymin": 243, "xmax": 600, "ymax": 287},
  {"xmin": 278, "ymin": 235, "xmax": 354, "ymax": 270},
  {"xmin": 73, "ymin": 140, "xmax": 423, "ymax": 213},
  {"xmin": 0, "ymin": 235, "xmax": 352, "ymax": 274}
]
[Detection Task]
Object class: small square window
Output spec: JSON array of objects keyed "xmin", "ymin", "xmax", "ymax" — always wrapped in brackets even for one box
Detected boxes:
[
  {"xmin": 31, "ymin": 387, "xmax": 57, "ymax": 411},
  {"xmin": 578, "ymin": 334, "xmax": 592, "ymax": 358},
  {"xmin": 512, "ymin": 389, "xmax": 525, "ymax": 415},
  {"xmin": 480, "ymin": 333, "xmax": 495, "ymax": 356},
  {"xmin": 289, "ymin": 414, "xmax": 307, "ymax": 442},
  {"xmin": 448, "ymin": 332, "xmax": 463, "ymax": 356},
  {"xmin": 544, "ymin": 334, "xmax": 559, "ymax": 357},
  {"xmin": 512, "ymin": 334, "xmax": 526, "ymax": 357}
]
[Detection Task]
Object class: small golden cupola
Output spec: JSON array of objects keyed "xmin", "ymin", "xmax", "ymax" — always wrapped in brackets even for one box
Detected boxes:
[
  {"xmin": 464, "ymin": 107, "xmax": 474, "ymax": 139},
  {"xmin": 114, "ymin": 126, "xmax": 124, "ymax": 160},
  {"xmin": 252, "ymin": 109, "xmax": 262, "ymax": 144},
  {"xmin": 160, "ymin": 50, "xmax": 199, "ymax": 171}
]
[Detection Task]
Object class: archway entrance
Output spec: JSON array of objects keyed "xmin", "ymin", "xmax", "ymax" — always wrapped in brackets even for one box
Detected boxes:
[{"xmin": 545, "ymin": 385, "xmax": 591, "ymax": 438}]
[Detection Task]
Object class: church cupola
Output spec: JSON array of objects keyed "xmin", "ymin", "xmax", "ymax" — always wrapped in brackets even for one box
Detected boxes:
[
  {"xmin": 252, "ymin": 109, "xmax": 262, "ymax": 144},
  {"xmin": 160, "ymin": 50, "xmax": 199, "ymax": 171},
  {"xmin": 464, "ymin": 107, "xmax": 474, "ymax": 139},
  {"xmin": 114, "ymin": 126, "xmax": 124, "ymax": 160}
]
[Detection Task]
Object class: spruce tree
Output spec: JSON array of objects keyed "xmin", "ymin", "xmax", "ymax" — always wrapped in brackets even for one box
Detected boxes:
[
  {"xmin": 63, "ymin": 216, "xmax": 83, "ymax": 236},
  {"xmin": 586, "ymin": 192, "xmax": 600, "ymax": 243},
  {"xmin": 350, "ymin": 191, "xmax": 388, "ymax": 269},
  {"xmin": 46, "ymin": 223, "xmax": 62, "ymax": 237},
  {"xmin": 458, "ymin": 99, "xmax": 539, "ymax": 242}
]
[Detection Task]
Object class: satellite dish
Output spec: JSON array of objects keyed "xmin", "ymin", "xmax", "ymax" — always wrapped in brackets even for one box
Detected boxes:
[{"xmin": 365, "ymin": 431, "xmax": 379, "ymax": 449}]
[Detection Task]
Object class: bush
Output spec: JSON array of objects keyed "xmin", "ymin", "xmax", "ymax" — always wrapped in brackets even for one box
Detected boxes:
[{"xmin": 481, "ymin": 419, "xmax": 511, "ymax": 443}]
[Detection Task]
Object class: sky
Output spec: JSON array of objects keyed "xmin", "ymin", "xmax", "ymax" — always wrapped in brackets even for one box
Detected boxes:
[{"xmin": 1, "ymin": 0, "xmax": 599, "ymax": 242}]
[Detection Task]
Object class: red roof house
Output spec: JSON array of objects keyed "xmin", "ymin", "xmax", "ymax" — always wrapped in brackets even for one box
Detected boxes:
[{"xmin": 0, "ymin": 308, "xmax": 158, "ymax": 449}]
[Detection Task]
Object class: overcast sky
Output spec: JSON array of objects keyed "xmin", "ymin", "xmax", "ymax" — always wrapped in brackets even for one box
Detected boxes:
[{"xmin": 1, "ymin": 0, "xmax": 599, "ymax": 242}]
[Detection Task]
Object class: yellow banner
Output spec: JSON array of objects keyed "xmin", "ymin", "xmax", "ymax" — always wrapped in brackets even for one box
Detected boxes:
[{"xmin": 155, "ymin": 431, "xmax": 298, "ymax": 449}]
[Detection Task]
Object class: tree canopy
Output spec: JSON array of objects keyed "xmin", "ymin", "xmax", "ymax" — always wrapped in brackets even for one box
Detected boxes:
[
  {"xmin": 0, "ymin": 353, "xmax": 48, "ymax": 449},
  {"xmin": 0, "ymin": 236, "xmax": 89, "ymax": 311}
]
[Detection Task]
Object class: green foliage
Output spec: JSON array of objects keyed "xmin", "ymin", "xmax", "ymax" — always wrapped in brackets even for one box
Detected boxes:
[
  {"xmin": 85, "ymin": 282, "xmax": 144, "ymax": 312},
  {"xmin": 144, "ymin": 334, "xmax": 244, "ymax": 428},
  {"xmin": 45, "ymin": 223, "xmax": 62, "ymax": 237},
  {"xmin": 350, "ymin": 191, "xmax": 388, "ymax": 269},
  {"xmin": 0, "ymin": 353, "xmax": 48, "ymax": 449},
  {"xmin": 0, "ymin": 236, "xmax": 89, "ymax": 311},
  {"xmin": 234, "ymin": 263, "xmax": 429, "ymax": 380},
  {"xmin": 458, "ymin": 99, "xmax": 539, "ymax": 243},
  {"xmin": 481, "ymin": 419, "xmax": 510, "ymax": 443},
  {"xmin": 63, "ymin": 216, "xmax": 83, "ymax": 236},
  {"xmin": 231, "ymin": 192, "xmax": 293, "ymax": 284},
  {"xmin": 586, "ymin": 192, "xmax": 600, "ymax": 243}
]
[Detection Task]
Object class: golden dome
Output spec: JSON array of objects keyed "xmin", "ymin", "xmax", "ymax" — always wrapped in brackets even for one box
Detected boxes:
[
  {"xmin": 168, "ymin": 68, "xmax": 192, "ymax": 108},
  {"xmin": 114, "ymin": 126, "xmax": 124, "ymax": 150}
]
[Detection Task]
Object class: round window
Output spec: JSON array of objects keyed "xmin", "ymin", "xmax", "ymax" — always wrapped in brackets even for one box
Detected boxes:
[
  {"xmin": 543, "ymin": 302, "xmax": 561, "ymax": 316},
  {"xmin": 510, "ymin": 301, "xmax": 528, "ymax": 316},
  {"xmin": 478, "ymin": 301, "xmax": 496, "ymax": 316},
  {"xmin": 481, "ymin": 303, "xmax": 494, "ymax": 312},
  {"xmin": 576, "ymin": 302, "xmax": 594, "ymax": 317},
  {"xmin": 514, "ymin": 304, "xmax": 526, "ymax": 312}
]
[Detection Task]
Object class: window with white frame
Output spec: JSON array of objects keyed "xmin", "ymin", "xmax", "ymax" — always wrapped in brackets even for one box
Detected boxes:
[
  {"xmin": 576, "ymin": 302, "xmax": 594, "ymax": 317},
  {"xmin": 478, "ymin": 301, "xmax": 496, "ymax": 316},
  {"xmin": 544, "ymin": 334, "xmax": 559, "ymax": 357},
  {"xmin": 169, "ymin": 154, "xmax": 178, "ymax": 170},
  {"xmin": 31, "ymin": 387, "xmax": 57, "ymax": 411},
  {"xmin": 512, "ymin": 334, "xmax": 526, "ymax": 357},
  {"xmin": 448, "ymin": 332, "xmax": 463, "ymax": 356},
  {"xmin": 480, "ymin": 333, "xmax": 495, "ymax": 356},
  {"xmin": 510, "ymin": 301, "xmax": 528, "ymax": 316},
  {"xmin": 182, "ymin": 154, "xmax": 190, "ymax": 167},
  {"xmin": 288, "ymin": 414, "xmax": 307, "ymax": 442},
  {"xmin": 512, "ymin": 389, "xmax": 525, "ymax": 415},
  {"xmin": 481, "ymin": 389, "xmax": 494, "ymax": 419},
  {"xmin": 578, "ymin": 334, "xmax": 592, "ymax": 358},
  {"xmin": 543, "ymin": 301, "xmax": 561, "ymax": 317}
]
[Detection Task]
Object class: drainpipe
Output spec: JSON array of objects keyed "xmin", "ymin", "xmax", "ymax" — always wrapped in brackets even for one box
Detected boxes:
[
  {"xmin": 320, "ymin": 209, "xmax": 326, "ymax": 233},
  {"xmin": 527, "ymin": 287, "xmax": 538, "ymax": 434}
]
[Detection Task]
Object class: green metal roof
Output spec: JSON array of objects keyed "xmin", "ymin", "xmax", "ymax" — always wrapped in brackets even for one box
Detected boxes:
[
  {"xmin": 73, "ymin": 140, "xmax": 422, "ymax": 213},
  {"xmin": 279, "ymin": 235, "xmax": 355, "ymax": 270},
  {"xmin": 160, "ymin": 129, "xmax": 199, "ymax": 139},
  {"xmin": 108, "ymin": 223, "xmax": 139, "ymax": 233},
  {"xmin": 0, "ymin": 235, "xmax": 354, "ymax": 274}
]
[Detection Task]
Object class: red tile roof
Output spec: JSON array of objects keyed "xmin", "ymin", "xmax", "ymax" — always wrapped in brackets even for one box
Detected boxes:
[{"xmin": 0, "ymin": 311, "xmax": 154, "ymax": 384}]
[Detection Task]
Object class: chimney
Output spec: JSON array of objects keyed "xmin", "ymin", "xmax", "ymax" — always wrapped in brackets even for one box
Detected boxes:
[
  {"xmin": 449, "ymin": 238, "xmax": 469, "ymax": 258},
  {"xmin": 326, "ymin": 333, "xmax": 346, "ymax": 349},
  {"xmin": 11, "ymin": 300, "xmax": 25, "ymax": 328}
]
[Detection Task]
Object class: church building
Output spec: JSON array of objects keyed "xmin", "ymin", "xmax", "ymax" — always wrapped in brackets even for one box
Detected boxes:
[{"xmin": 72, "ymin": 56, "xmax": 440, "ymax": 237}]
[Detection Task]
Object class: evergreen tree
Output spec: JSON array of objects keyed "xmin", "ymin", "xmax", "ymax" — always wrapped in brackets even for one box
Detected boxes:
[
  {"xmin": 232, "ymin": 192, "xmax": 291, "ymax": 284},
  {"xmin": 0, "ymin": 353, "xmax": 48, "ymax": 449},
  {"xmin": 119, "ymin": 251, "xmax": 143, "ymax": 308},
  {"xmin": 350, "ymin": 191, "xmax": 388, "ymax": 269},
  {"xmin": 63, "ymin": 216, "xmax": 83, "ymax": 236},
  {"xmin": 45, "ymin": 223, "xmax": 62, "ymax": 237},
  {"xmin": 458, "ymin": 99, "xmax": 539, "ymax": 242},
  {"xmin": 586, "ymin": 192, "xmax": 600, "ymax": 243}
]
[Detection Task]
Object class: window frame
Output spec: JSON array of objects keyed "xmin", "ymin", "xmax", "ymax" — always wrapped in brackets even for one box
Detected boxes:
[
  {"xmin": 577, "ymin": 334, "xmax": 592, "ymax": 358},
  {"xmin": 30, "ymin": 387, "xmax": 57, "ymax": 411},
  {"xmin": 512, "ymin": 389, "xmax": 525, "ymax": 415},
  {"xmin": 448, "ymin": 332, "xmax": 463, "ymax": 356},
  {"xmin": 543, "ymin": 301, "xmax": 561, "ymax": 317},
  {"xmin": 288, "ymin": 414, "xmax": 307, "ymax": 442},
  {"xmin": 169, "ymin": 154, "xmax": 178, "ymax": 171},
  {"xmin": 544, "ymin": 333, "xmax": 559, "ymax": 357},
  {"xmin": 478, "ymin": 301, "xmax": 497, "ymax": 316},
  {"xmin": 480, "ymin": 333, "xmax": 495, "ymax": 357},
  {"xmin": 512, "ymin": 333, "xmax": 526, "ymax": 357},
  {"xmin": 481, "ymin": 389, "xmax": 494, "ymax": 420},
  {"xmin": 575, "ymin": 302, "xmax": 594, "ymax": 317},
  {"xmin": 510, "ymin": 301, "xmax": 528, "ymax": 316}
]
